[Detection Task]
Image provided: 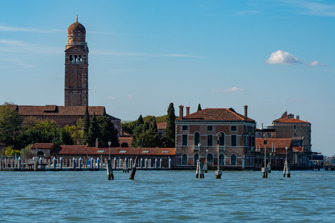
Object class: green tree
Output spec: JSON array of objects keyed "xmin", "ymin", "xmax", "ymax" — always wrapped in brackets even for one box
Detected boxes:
[
  {"xmin": 0, "ymin": 103, "xmax": 22, "ymax": 148},
  {"xmin": 164, "ymin": 103, "xmax": 175, "ymax": 147},
  {"xmin": 136, "ymin": 115, "xmax": 144, "ymax": 126},
  {"xmin": 197, "ymin": 104, "xmax": 202, "ymax": 112},
  {"xmin": 83, "ymin": 105, "xmax": 90, "ymax": 143},
  {"xmin": 97, "ymin": 116, "xmax": 119, "ymax": 147},
  {"xmin": 20, "ymin": 144, "xmax": 33, "ymax": 159},
  {"xmin": 87, "ymin": 113, "xmax": 101, "ymax": 147},
  {"xmin": 60, "ymin": 128, "xmax": 74, "ymax": 145}
]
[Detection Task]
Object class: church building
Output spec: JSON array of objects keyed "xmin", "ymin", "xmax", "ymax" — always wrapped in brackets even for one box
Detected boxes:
[{"xmin": 5, "ymin": 18, "xmax": 120, "ymax": 133}]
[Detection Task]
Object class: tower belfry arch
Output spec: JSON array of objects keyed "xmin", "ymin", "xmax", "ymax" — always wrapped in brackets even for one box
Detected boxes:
[{"xmin": 64, "ymin": 16, "xmax": 89, "ymax": 106}]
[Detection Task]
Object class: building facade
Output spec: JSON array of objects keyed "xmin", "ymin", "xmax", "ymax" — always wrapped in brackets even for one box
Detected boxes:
[
  {"xmin": 175, "ymin": 105, "xmax": 256, "ymax": 169},
  {"xmin": 65, "ymin": 16, "xmax": 89, "ymax": 106}
]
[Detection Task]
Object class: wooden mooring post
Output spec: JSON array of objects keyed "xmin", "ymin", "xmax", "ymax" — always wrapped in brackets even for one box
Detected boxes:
[
  {"xmin": 283, "ymin": 146, "xmax": 290, "ymax": 178},
  {"xmin": 107, "ymin": 159, "xmax": 114, "ymax": 180},
  {"xmin": 195, "ymin": 160, "xmax": 204, "ymax": 179},
  {"xmin": 262, "ymin": 138, "xmax": 269, "ymax": 178},
  {"xmin": 129, "ymin": 157, "xmax": 137, "ymax": 180}
]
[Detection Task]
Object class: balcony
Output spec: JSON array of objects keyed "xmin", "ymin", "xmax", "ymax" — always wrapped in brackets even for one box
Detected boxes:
[{"xmin": 193, "ymin": 145, "xmax": 200, "ymax": 151}]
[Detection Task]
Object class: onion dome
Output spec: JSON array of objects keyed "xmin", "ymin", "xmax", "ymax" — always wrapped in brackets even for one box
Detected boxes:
[{"xmin": 68, "ymin": 16, "xmax": 86, "ymax": 36}]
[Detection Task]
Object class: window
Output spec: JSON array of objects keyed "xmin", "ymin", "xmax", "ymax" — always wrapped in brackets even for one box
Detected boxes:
[
  {"xmin": 231, "ymin": 126, "xmax": 237, "ymax": 131},
  {"xmin": 182, "ymin": 125, "xmax": 188, "ymax": 131},
  {"xmin": 207, "ymin": 126, "xmax": 213, "ymax": 131},
  {"xmin": 182, "ymin": 154, "xmax": 188, "ymax": 165},
  {"xmin": 218, "ymin": 132, "xmax": 225, "ymax": 146},
  {"xmin": 294, "ymin": 125, "xmax": 297, "ymax": 130},
  {"xmin": 207, "ymin": 153, "xmax": 214, "ymax": 162},
  {"xmin": 231, "ymin": 154, "xmax": 237, "ymax": 166},
  {"xmin": 219, "ymin": 154, "xmax": 225, "ymax": 165},
  {"xmin": 194, "ymin": 132, "xmax": 200, "ymax": 145},
  {"xmin": 231, "ymin": 135, "xmax": 237, "ymax": 146},
  {"xmin": 182, "ymin": 135, "xmax": 188, "ymax": 146},
  {"xmin": 207, "ymin": 135, "xmax": 213, "ymax": 146}
]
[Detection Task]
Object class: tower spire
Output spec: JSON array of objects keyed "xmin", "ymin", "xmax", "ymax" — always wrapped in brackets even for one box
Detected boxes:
[{"xmin": 76, "ymin": 14, "xmax": 78, "ymax": 22}]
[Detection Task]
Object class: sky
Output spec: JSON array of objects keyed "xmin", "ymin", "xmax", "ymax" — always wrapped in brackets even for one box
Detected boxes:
[{"xmin": 0, "ymin": 0, "xmax": 334, "ymax": 155}]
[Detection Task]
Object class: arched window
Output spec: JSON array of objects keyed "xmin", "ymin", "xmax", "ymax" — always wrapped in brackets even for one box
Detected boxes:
[
  {"xmin": 182, "ymin": 154, "xmax": 188, "ymax": 166},
  {"xmin": 231, "ymin": 154, "xmax": 237, "ymax": 166},
  {"xmin": 219, "ymin": 132, "xmax": 225, "ymax": 146},
  {"xmin": 219, "ymin": 154, "xmax": 225, "ymax": 165},
  {"xmin": 194, "ymin": 154, "xmax": 199, "ymax": 165},
  {"xmin": 37, "ymin": 151, "xmax": 44, "ymax": 157},
  {"xmin": 207, "ymin": 153, "xmax": 214, "ymax": 163},
  {"xmin": 194, "ymin": 132, "xmax": 200, "ymax": 145}
]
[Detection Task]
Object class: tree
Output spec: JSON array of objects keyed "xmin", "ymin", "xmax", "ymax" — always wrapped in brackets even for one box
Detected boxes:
[
  {"xmin": 83, "ymin": 105, "xmax": 90, "ymax": 143},
  {"xmin": 87, "ymin": 113, "xmax": 101, "ymax": 147},
  {"xmin": 164, "ymin": 103, "xmax": 176, "ymax": 147},
  {"xmin": 98, "ymin": 116, "xmax": 119, "ymax": 147},
  {"xmin": 197, "ymin": 104, "xmax": 202, "ymax": 112},
  {"xmin": 60, "ymin": 128, "xmax": 74, "ymax": 145},
  {"xmin": 0, "ymin": 104, "xmax": 22, "ymax": 148},
  {"xmin": 136, "ymin": 115, "xmax": 144, "ymax": 126}
]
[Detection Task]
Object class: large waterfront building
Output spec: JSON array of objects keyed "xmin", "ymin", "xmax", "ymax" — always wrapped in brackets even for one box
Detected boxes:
[{"xmin": 175, "ymin": 105, "xmax": 256, "ymax": 169}]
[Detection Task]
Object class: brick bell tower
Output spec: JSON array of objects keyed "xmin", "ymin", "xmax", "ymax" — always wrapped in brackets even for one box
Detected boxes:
[{"xmin": 64, "ymin": 16, "xmax": 89, "ymax": 106}]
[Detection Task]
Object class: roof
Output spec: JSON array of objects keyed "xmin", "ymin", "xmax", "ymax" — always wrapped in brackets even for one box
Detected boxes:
[
  {"xmin": 255, "ymin": 138, "xmax": 292, "ymax": 149},
  {"xmin": 9, "ymin": 105, "xmax": 106, "ymax": 116},
  {"xmin": 273, "ymin": 117, "xmax": 310, "ymax": 124},
  {"xmin": 178, "ymin": 108, "xmax": 254, "ymax": 122},
  {"xmin": 54, "ymin": 146, "xmax": 175, "ymax": 156},
  {"xmin": 32, "ymin": 143, "xmax": 57, "ymax": 150},
  {"xmin": 157, "ymin": 122, "xmax": 167, "ymax": 130},
  {"xmin": 68, "ymin": 22, "xmax": 86, "ymax": 34}
]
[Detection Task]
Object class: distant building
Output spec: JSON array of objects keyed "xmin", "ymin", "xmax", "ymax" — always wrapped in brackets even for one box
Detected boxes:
[
  {"xmin": 256, "ymin": 111, "xmax": 312, "ymax": 167},
  {"xmin": 175, "ymin": 105, "xmax": 256, "ymax": 169},
  {"xmin": 157, "ymin": 122, "xmax": 167, "ymax": 137},
  {"xmin": 7, "ymin": 105, "xmax": 120, "ymax": 133}
]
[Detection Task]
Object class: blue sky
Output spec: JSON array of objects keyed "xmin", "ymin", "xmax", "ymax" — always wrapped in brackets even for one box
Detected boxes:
[{"xmin": 0, "ymin": 0, "xmax": 334, "ymax": 155}]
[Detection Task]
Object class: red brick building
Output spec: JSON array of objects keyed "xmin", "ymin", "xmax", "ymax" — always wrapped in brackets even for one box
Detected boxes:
[{"xmin": 175, "ymin": 105, "xmax": 256, "ymax": 169}]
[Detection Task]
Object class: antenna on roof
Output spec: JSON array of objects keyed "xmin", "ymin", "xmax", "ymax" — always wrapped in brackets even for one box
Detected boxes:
[{"xmin": 76, "ymin": 14, "xmax": 78, "ymax": 22}]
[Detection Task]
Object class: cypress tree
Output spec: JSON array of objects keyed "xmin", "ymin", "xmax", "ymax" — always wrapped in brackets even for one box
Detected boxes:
[
  {"xmin": 99, "ymin": 116, "xmax": 119, "ymax": 147},
  {"xmin": 164, "ymin": 103, "xmax": 176, "ymax": 147},
  {"xmin": 83, "ymin": 105, "xmax": 90, "ymax": 144},
  {"xmin": 87, "ymin": 113, "xmax": 101, "ymax": 147},
  {"xmin": 137, "ymin": 115, "xmax": 144, "ymax": 126},
  {"xmin": 197, "ymin": 104, "xmax": 202, "ymax": 112}
]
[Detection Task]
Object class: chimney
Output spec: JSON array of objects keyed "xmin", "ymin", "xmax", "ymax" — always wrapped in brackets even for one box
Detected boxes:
[
  {"xmin": 95, "ymin": 138, "xmax": 99, "ymax": 148},
  {"xmin": 179, "ymin": 105, "xmax": 184, "ymax": 120},
  {"xmin": 244, "ymin": 105, "xmax": 248, "ymax": 119},
  {"xmin": 296, "ymin": 115, "xmax": 300, "ymax": 120},
  {"xmin": 186, "ymin": 106, "xmax": 190, "ymax": 116}
]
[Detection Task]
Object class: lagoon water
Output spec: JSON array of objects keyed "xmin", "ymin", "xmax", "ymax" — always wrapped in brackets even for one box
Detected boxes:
[{"xmin": 1, "ymin": 170, "xmax": 335, "ymax": 222}]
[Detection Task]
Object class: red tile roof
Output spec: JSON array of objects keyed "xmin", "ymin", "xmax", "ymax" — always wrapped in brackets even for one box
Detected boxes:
[
  {"xmin": 32, "ymin": 143, "xmax": 57, "ymax": 150},
  {"xmin": 255, "ymin": 138, "xmax": 292, "ymax": 150},
  {"xmin": 179, "ymin": 108, "xmax": 254, "ymax": 122},
  {"xmin": 9, "ymin": 105, "xmax": 106, "ymax": 116},
  {"xmin": 54, "ymin": 146, "xmax": 175, "ymax": 156},
  {"xmin": 273, "ymin": 117, "xmax": 310, "ymax": 124}
]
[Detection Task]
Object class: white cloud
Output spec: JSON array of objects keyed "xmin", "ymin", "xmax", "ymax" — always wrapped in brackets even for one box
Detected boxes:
[
  {"xmin": 211, "ymin": 87, "xmax": 244, "ymax": 93},
  {"xmin": 0, "ymin": 39, "xmax": 62, "ymax": 54},
  {"xmin": 0, "ymin": 24, "xmax": 61, "ymax": 33},
  {"xmin": 237, "ymin": 10, "xmax": 258, "ymax": 16},
  {"xmin": 309, "ymin": 61, "xmax": 324, "ymax": 66},
  {"xmin": 0, "ymin": 39, "xmax": 27, "ymax": 46},
  {"xmin": 265, "ymin": 50, "xmax": 301, "ymax": 64}
]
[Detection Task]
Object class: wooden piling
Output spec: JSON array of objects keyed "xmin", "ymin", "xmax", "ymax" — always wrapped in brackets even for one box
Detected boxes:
[
  {"xmin": 195, "ymin": 160, "xmax": 205, "ymax": 179},
  {"xmin": 107, "ymin": 159, "xmax": 114, "ymax": 180},
  {"xmin": 34, "ymin": 160, "xmax": 38, "ymax": 171},
  {"xmin": 129, "ymin": 157, "xmax": 137, "ymax": 180}
]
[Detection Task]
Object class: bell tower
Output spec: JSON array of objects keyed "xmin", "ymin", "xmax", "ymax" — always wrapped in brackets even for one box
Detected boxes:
[{"xmin": 64, "ymin": 16, "xmax": 89, "ymax": 106}]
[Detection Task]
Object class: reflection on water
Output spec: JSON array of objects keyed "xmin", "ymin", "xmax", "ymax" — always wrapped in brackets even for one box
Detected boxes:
[{"xmin": 1, "ymin": 170, "xmax": 335, "ymax": 222}]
